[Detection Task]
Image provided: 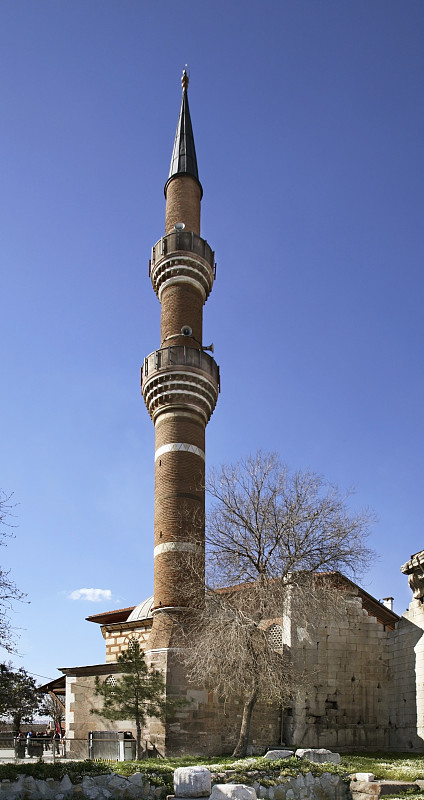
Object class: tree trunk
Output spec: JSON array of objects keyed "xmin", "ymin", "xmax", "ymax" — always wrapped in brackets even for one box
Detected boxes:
[
  {"xmin": 232, "ymin": 688, "xmax": 258, "ymax": 758},
  {"xmin": 13, "ymin": 713, "xmax": 21, "ymax": 737},
  {"xmin": 136, "ymin": 720, "xmax": 142, "ymax": 760}
]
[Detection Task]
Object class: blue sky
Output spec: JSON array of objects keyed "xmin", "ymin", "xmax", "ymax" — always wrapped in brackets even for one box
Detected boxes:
[{"xmin": 1, "ymin": 0, "xmax": 423, "ymax": 683}]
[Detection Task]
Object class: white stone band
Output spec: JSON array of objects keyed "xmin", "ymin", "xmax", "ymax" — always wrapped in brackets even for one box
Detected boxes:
[
  {"xmin": 154, "ymin": 541, "xmax": 200, "ymax": 557},
  {"xmin": 158, "ymin": 275, "xmax": 207, "ymax": 303},
  {"xmin": 155, "ymin": 443, "xmax": 205, "ymax": 461}
]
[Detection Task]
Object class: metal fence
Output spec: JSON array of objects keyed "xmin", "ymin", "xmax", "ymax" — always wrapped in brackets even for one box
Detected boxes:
[
  {"xmin": 0, "ymin": 734, "xmax": 138, "ymax": 762},
  {"xmin": 89, "ymin": 731, "xmax": 136, "ymax": 761},
  {"xmin": 0, "ymin": 735, "xmax": 66, "ymax": 762}
]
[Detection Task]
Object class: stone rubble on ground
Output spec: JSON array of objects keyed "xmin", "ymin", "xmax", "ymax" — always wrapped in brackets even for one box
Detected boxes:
[
  {"xmin": 295, "ymin": 749, "xmax": 341, "ymax": 765},
  {"xmin": 264, "ymin": 751, "xmax": 294, "ymax": 761},
  {"xmin": 210, "ymin": 786, "xmax": 257, "ymax": 800},
  {"xmin": 174, "ymin": 767, "xmax": 212, "ymax": 798}
]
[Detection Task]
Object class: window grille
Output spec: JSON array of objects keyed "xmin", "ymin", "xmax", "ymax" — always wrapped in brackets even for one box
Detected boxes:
[
  {"xmin": 267, "ymin": 623, "xmax": 284, "ymax": 651},
  {"xmin": 105, "ymin": 675, "xmax": 117, "ymax": 688},
  {"xmin": 125, "ymin": 635, "xmax": 139, "ymax": 652}
]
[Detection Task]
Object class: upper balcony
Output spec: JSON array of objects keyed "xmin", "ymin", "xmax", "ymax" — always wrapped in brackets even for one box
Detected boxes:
[{"xmin": 149, "ymin": 231, "xmax": 216, "ymax": 302}]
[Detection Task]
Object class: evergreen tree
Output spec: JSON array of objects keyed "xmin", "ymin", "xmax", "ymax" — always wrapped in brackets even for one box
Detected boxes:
[
  {"xmin": 92, "ymin": 640, "xmax": 168, "ymax": 759},
  {"xmin": 0, "ymin": 663, "xmax": 41, "ymax": 734}
]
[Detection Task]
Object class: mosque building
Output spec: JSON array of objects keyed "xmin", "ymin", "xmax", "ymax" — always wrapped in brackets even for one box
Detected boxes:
[{"xmin": 41, "ymin": 73, "xmax": 424, "ymax": 758}]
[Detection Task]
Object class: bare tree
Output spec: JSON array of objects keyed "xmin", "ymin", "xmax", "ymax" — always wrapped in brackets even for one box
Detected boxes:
[
  {"xmin": 0, "ymin": 492, "xmax": 25, "ymax": 653},
  {"xmin": 39, "ymin": 692, "xmax": 65, "ymax": 733},
  {"xmin": 181, "ymin": 452, "xmax": 374, "ymax": 757}
]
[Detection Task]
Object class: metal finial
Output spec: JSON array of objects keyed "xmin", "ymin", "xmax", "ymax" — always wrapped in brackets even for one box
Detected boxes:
[{"xmin": 181, "ymin": 68, "xmax": 189, "ymax": 92}]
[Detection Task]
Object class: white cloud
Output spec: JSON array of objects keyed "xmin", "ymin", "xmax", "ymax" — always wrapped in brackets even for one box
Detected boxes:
[{"xmin": 68, "ymin": 588, "xmax": 112, "ymax": 603}]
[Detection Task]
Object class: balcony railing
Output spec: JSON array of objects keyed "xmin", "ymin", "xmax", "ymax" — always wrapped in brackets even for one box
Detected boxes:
[
  {"xmin": 150, "ymin": 230, "xmax": 215, "ymax": 275},
  {"xmin": 142, "ymin": 346, "xmax": 220, "ymax": 389}
]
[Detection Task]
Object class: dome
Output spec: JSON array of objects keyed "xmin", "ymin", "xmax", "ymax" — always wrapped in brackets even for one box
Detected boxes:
[{"xmin": 126, "ymin": 596, "xmax": 154, "ymax": 622}]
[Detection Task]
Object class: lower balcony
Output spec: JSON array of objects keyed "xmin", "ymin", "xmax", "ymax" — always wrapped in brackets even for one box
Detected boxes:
[{"xmin": 141, "ymin": 346, "xmax": 220, "ymax": 424}]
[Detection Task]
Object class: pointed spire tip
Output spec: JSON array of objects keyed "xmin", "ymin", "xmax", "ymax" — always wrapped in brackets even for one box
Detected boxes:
[{"xmin": 164, "ymin": 66, "xmax": 202, "ymax": 199}]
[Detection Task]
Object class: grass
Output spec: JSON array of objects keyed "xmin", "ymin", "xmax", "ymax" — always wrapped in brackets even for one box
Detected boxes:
[
  {"xmin": 339, "ymin": 753, "xmax": 424, "ymax": 781},
  {"xmin": 1, "ymin": 752, "xmax": 424, "ymax": 792}
]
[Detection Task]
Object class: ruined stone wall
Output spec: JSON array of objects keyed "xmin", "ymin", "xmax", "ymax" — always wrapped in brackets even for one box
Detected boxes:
[
  {"xmin": 387, "ymin": 599, "xmax": 424, "ymax": 751},
  {"xmin": 142, "ymin": 592, "xmax": 399, "ymax": 756},
  {"xmin": 145, "ymin": 638, "xmax": 280, "ymax": 757},
  {"xmin": 283, "ymin": 596, "xmax": 393, "ymax": 751},
  {"xmin": 67, "ymin": 584, "xmax": 424, "ymax": 756},
  {"xmin": 0, "ymin": 769, "xmax": 349, "ymax": 800}
]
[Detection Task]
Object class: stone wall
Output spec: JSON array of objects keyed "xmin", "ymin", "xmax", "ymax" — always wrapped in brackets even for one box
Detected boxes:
[
  {"xmin": 283, "ymin": 595, "xmax": 393, "ymax": 751},
  {"xmin": 66, "ymin": 591, "xmax": 399, "ymax": 757},
  {"xmin": 387, "ymin": 599, "xmax": 424, "ymax": 750},
  {"xmin": 0, "ymin": 769, "xmax": 348, "ymax": 800},
  {"xmin": 145, "ymin": 643, "xmax": 282, "ymax": 757},
  {"xmin": 63, "ymin": 666, "xmax": 141, "ymax": 759},
  {"xmin": 63, "ymin": 560, "xmax": 424, "ymax": 756}
]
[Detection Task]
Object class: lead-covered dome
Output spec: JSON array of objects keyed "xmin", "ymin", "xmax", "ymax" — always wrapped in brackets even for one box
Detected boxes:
[{"xmin": 126, "ymin": 596, "xmax": 154, "ymax": 622}]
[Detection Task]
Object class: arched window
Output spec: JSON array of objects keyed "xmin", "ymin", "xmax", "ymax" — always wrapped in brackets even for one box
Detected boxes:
[
  {"xmin": 267, "ymin": 623, "xmax": 284, "ymax": 651},
  {"xmin": 104, "ymin": 675, "xmax": 117, "ymax": 689},
  {"xmin": 124, "ymin": 634, "xmax": 139, "ymax": 651}
]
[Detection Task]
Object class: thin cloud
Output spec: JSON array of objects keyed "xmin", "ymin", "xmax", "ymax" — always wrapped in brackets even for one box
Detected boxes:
[{"xmin": 68, "ymin": 588, "xmax": 112, "ymax": 603}]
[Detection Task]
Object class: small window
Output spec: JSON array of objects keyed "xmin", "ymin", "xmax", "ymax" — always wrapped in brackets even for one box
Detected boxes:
[
  {"xmin": 125, "ymin": 635, "xmax": 139, "ymax": 653},
  {"xmin": 267, "ymin": 623, "xmax": 284, "ymax": 651},
  {"xmin": 105, "ymin": 675, "xmax": 117, "ymax": 688}
]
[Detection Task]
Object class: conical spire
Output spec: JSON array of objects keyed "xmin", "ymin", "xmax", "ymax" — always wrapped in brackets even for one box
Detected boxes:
[{"xmin": 165, "ymin": 70, "xmax": 202, "ymax": 197}]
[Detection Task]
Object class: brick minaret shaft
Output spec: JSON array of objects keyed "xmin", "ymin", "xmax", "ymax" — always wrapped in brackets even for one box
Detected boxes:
[{"xmin": 142, "ymin": 71, "xmax": 219, "ymax": 619}]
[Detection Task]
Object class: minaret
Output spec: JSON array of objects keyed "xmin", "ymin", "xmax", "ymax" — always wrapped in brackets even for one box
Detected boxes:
[{"xmin": 142, "ymin": 71, "xmax": 219, "ymax": 646}]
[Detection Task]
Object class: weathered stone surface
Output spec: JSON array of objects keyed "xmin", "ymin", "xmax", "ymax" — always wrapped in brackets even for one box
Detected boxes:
[
  {"xmin": 108, "ymin": 774, "xmax": 130, "ymax": 790},
  {"xmin": 351, "ymin": 780, "xmax": 420, "ymax": 800},
  {"xmin": 355, "ymin": 774, "xmax": 375, "ymax": 783},
  {"xmin": 174, "ymin": 767, "xmax": 212, "ymax": 798},
  {"xmin": 379, "ymin": 781, "xmax": 420, "ymax": 796},
  {"xmin": 351, "ymin": 794, "xmax": 379, "ymax": 800},
  {"xmin": 295, "ymin": 749, "xmax": 341, "ymax": 764},
  {"xmin": 351, "ymin": 783, "xmax": 380, "ymax": 796},
  {"xmin": 128, "ymin": 772, "xmax": 145, "ymax": 786},
  {"xmin": 82, "ymin": 775, "xmax": 103, "ymax": 799},
  {"xmin": 0, "ymin": 768, "xmax": 349, "ymax": 800},
  {"xmin": 264, "ymin": 750, "xmax": 294, "ymax": 761},
  {"xmin": 35, "ymin": 778, "xmax": 52, "ymax": 799},
  {"xmin": 210, "ymin": 786, "xmax": 257, "ymax": 800},
  {"xmin": 59, "ymin": 774, "xmax": 74, "ymax": 793}
]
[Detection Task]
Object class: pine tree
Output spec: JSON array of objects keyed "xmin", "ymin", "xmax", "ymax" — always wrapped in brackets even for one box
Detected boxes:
[{"xmin": 92, "ymin": 640, "xmax": 168, "ymax": 759}]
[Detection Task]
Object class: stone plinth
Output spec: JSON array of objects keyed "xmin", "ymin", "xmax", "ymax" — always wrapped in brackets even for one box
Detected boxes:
[
  {"xmin": 264, "ymin": 750, "xmax": 294, "ymax": 760},
  {"xmin": 295, "ymin": 748, "xmax": 341, "ymax": 764},
  {"xmin": 174, "ymin": 767, "xmax": 212, "ymax": 798}
]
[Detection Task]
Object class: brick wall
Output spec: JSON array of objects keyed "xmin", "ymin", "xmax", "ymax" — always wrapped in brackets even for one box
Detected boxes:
[
  {"xmin": 103, "ymin": 621, "xmax": 152, "ymax": 662},
  {"xmin": 160, "ymin": 283, "xmax": 203, "ymax": 348},
  {"xmin": 387, "ymin": 598, "xmax": 424, "ymax": 750},
  {"xmin": 165, "ymin": 176, "xmax": 201, "ymax": 235}
]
